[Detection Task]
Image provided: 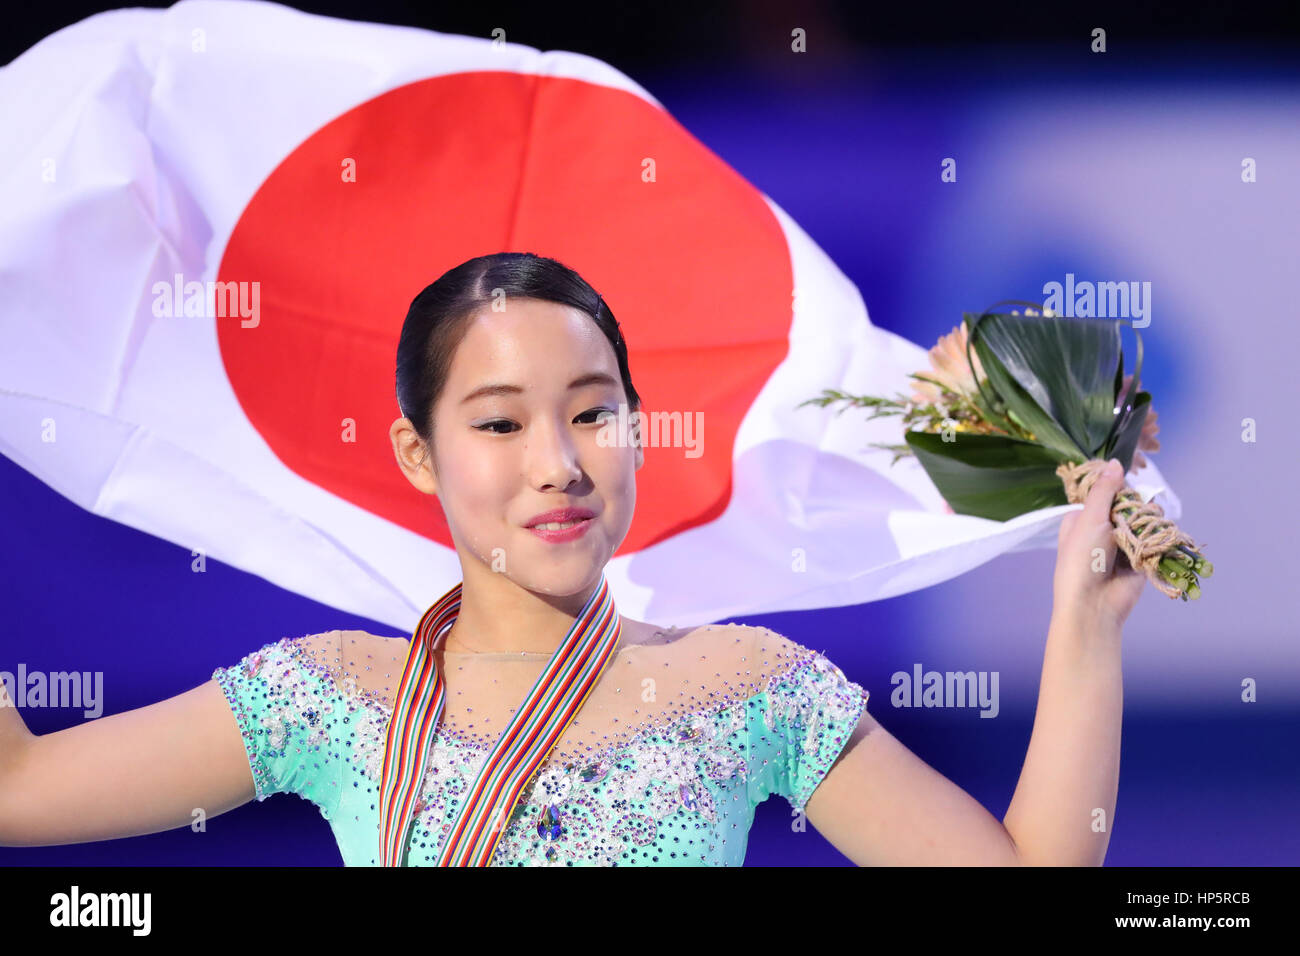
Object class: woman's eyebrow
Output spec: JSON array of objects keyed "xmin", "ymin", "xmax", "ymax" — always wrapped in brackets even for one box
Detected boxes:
[{"xmin": 459, "ymin": 372, "xmax": 619, "ymax": 405}]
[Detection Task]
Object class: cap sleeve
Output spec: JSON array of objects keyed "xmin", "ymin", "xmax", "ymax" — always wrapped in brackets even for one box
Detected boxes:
[
  {"xmin": 745, "ymin": 628, "xmax": 870, "ymax": 813},
  {"xmin": 211, "ymin": 632, "xmax": 344, "ymax": 820}
]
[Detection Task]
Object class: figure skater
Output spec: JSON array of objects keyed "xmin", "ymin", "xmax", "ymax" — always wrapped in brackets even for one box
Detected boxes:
[{"xmin": 0, "ymin": 252, "xmax": 1144, "ymax": 866}]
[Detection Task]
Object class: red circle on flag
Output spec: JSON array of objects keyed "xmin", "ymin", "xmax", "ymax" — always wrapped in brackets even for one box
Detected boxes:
[{"xmin": 217, "ymin": 72, "xmax": 792, "ymax": 553}]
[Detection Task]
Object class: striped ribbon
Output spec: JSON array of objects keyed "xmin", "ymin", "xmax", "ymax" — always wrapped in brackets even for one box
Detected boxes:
[{"xmin": 378, "ymin": 573, "xmax": 621, "ymax": 866}]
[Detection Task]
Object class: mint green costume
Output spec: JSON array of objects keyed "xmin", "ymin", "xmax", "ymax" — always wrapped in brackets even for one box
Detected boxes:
[{"xmin": 213, "ymin": 629, "xmax": 869, "ymax": 865}]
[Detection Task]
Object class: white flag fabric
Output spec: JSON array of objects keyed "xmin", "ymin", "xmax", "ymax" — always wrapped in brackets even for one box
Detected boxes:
[{"xmin": 0, "ymin": 0, "xmax": 1179, "ymax": 629}]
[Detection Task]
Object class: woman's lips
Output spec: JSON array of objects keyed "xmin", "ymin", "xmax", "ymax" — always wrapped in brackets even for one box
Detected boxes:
[{"xmin": 526, "ymin": 516, "xmax": 594, "ymax": 543}]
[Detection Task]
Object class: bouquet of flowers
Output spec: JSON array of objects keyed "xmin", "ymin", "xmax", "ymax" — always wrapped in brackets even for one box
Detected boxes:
[{"xmin": 800, "ymin": 301, "xmax": 1211, "ymax": 601}]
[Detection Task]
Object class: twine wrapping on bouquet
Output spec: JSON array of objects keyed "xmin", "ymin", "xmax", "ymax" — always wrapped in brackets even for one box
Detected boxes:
[{"xmin": 1055, "ymin": 458, "xmax": 1205, "ymax": 600}]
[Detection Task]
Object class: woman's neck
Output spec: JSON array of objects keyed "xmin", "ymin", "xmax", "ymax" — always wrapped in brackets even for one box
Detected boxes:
[{"xmin": 442, "ymin": 578, "xmax": 608, "ymax": 655}]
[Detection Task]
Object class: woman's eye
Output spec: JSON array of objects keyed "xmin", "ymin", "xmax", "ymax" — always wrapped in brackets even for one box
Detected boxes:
[{"xmin": 474, "ymin": 410, "xmax": 612, "ymax": 435}]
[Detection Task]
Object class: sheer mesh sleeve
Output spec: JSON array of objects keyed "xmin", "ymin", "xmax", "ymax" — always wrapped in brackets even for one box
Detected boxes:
[
  {"xmin": 211, "ymin": 632, "xmax": 345, "ymax": 820},
  {"xmin": 745, "ymin": 628, "xmax": 870, "ymax": 813}
]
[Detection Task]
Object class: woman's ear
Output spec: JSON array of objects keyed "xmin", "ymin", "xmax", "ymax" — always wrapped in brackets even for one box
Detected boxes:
[{"xmin": 390, "ymin": 417, "xmax": 439, "ymax": 496}]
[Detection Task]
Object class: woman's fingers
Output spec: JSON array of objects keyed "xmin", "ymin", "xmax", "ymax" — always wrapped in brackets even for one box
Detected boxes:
[
  {"xmin": 1079, "ymin": 459, "xmax": 1125, "ymax": 571},
  {"xmin": 1057, "ymin": 509, "xmax": 1078, "ymax": 546}
]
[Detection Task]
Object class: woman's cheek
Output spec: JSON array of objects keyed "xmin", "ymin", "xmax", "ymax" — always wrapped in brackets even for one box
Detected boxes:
[
  {"xmin": 448, "ymin": 435, "xmax": 510, "ymax": 492},
  {"xmin": 601, "ymin": 461, "xmax": 636, "ymax": 536}
]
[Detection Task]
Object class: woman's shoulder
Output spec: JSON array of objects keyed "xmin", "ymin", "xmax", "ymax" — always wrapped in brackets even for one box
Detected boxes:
[
  {"xmin": 238, "ymin": 627, "xmax": 404, "ymax": 666},
  {"xmin": 677, "ymin": 624, "xmax": 869, "ymax": 736},
  {"xmin": 657, "ymin": 620, "xmax": 812, "ymax": 659},
  {"xmin": 636, "ymin": 621, "xmax": 834, "ymax": 698},
  {"xmin": 215, "ymin": 628, "xmax": 409, "ymax": 707},
  {"xmin": 317, "ymin": 629, "xmax": 410, "ymax": 703}
]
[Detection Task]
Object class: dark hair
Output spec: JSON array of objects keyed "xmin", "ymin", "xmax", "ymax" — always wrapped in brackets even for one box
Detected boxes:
[{"xmin": 395, "ymin": 252, "xmax": 642, "ymax": 462}]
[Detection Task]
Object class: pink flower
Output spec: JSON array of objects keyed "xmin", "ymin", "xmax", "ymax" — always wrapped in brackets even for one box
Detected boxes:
[
  {"xmin": 1120, "ymin": 374, "xmax": 1161, "ymax": 468},
  {"xmin": 909, "ymin": 323, "xmax": 987, "ymax": 405},
  {"xmin": 908, "ymin": 376, "xmax": 945, "ymax": 406}
]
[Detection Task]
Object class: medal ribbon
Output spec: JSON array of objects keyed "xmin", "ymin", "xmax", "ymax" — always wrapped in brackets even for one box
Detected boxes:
[{"xmin": 379, "ymin": 572, "xmax": 621, "ymax": 866}]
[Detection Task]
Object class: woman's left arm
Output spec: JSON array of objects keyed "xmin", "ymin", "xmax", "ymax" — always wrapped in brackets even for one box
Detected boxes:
[{"xmin": 803, "ymin": 458, "xmax": 1145, "ymax": 866}]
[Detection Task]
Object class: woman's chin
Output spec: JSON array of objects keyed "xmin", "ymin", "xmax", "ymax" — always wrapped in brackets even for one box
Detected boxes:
[{"xmin": 516, "ymin": 554, "xmax": 609, "ymax": 598}]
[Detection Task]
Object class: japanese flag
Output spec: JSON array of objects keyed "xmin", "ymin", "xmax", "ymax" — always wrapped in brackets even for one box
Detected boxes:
[{"xmin": 0, "ymin": 0, "xmax": 1178, "ymax": 629}]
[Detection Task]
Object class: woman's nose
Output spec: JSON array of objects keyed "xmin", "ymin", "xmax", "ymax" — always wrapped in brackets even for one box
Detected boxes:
[{"xmin": 527, "ymin": 420, "xmax": 583, "ymax": 491}]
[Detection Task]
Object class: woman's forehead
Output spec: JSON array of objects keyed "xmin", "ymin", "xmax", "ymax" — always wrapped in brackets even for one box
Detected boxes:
[{"xmin": 449, "ymin": 304, "xmax": 616, "ymax": 385}]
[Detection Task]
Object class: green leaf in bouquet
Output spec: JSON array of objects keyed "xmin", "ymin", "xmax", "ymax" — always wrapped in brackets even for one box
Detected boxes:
[
  {"xmin": 1113, "ymin": 348, "xmax": 1125, "ymax": 406},
  {"xmin": 1104, "ymin": 391, "xmax": 1151, "ymax": 474},
  {"xmin": 965, "ymin": 311, "xmax": 1126, "ymax": 458},
  {"xmin": 963, "ymin": 315, "xmax": 1082, "ymax": 460},
  {"xmin": 903, "ymin": 430, "xmax": 1072, "ymax": 521},
  {"xmin": 1098, "ymin": 318, "xmax": 1145, "ymax": 460}
]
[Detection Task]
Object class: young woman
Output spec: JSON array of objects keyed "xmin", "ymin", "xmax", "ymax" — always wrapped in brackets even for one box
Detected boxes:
[{"xmin": 0, "ymin": 252, "xmax": 1145, "ymax": 866}]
